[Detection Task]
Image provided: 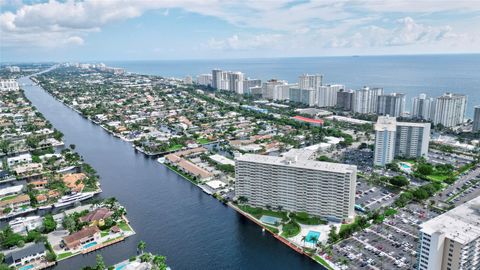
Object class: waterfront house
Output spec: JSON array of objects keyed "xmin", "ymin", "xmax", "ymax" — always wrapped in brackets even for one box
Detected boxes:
[
  {"xmin": 4, "ymin": 242, "xmax": 47, "ymax": 268},
  {"xmin": 62, "ymin": 226, "xmax": 100, "ymax": 250},
  {"xmin": 62, "ymin": 173, "xmax": 86, "ymax": 192},
  {"xmin": 30, "ymin": 179, "xmax": 48, "ymax": 190},
  {"xmin": 0, "ymin": 185, "xmax": 23, "ymax": 197},
  {"xmin": 7, "ymin": 153, "xmax": 32, "ymax": 167},
  {"xmin": 13, "ymin": 163, "xmax": 43, "ymax": 176},
  {"xmin": 80, "ymin": 207, "xmax": 113, "ymax": 226},
  {"xmin": 36, "ymin": 194, "xmax": 47, "ymax": 204},
  {"xmin": 0, "ymin": 194, "xmax": 30, "ymax": 211}
]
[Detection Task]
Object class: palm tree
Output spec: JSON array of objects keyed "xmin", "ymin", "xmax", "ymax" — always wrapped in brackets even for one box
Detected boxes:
[
  {"xmin": 152, "ymin": 255, "xmax": 167, "ymax": 270},
  {"xmin": 301, "ymin": 235, "xmax": 306, "ymax": 247},
  {"xmin": 137, "ymin": 240, "xmax": 146, "ymax": 254}
]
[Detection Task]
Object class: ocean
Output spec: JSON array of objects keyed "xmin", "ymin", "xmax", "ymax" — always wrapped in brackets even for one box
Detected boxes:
[{"xmin": 106, "ymin": 54, "xmax": 480, "ymax": 118}]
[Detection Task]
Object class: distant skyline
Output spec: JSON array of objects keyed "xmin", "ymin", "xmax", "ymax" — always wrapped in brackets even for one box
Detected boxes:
[{"xmin": 1, "ymin": 0, "xmax": 480, "ymax": 62}]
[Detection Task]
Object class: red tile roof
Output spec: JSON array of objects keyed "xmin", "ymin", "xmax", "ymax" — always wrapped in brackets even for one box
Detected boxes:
[{"xmin": 292, "ymin": 116, "xmax": 324, "ymax": 125}]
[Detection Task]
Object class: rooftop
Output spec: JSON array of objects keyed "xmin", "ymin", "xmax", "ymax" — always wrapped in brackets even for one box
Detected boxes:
[
  {"xmin": 420, "ymin": 196, "xmax": 480, "ymax": 245},
  {"xmin": 236, "ymin": 152, "xmax": 356, "ymax": 174}
]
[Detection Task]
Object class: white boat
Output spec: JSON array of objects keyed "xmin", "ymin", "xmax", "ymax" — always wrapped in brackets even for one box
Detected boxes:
[
  {"xmin": 54, "ymin": 192, "xmax": 94, "ymax": 208},
  {"xmin": 157, "ymin": 157, "xmax": 166, "ymax": 164}
]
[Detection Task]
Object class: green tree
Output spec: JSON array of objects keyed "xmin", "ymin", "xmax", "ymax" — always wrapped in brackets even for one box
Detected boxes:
[
  {"xmin": 137, "ymin": 240, "xmax": 146, "ymax": 254},
  {"xmin": 42, "ymin": 214, "xmax": 57, "ymax": 233},
  {"xmin": 390, "ymin": 175, "xmax": 409, "ymax": 187},
  {"xmin": 95, "ymin": 254, "xmax": 105, "ymax": 270},
  {"xmin": 327, "ymin": 225, "xmax": 338, "ymax": 244}
]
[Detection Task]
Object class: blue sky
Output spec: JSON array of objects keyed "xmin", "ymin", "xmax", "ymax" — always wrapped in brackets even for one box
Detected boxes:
[{"xmin": 1, "ymin": 0, "xmax": 479, "ymax": 62}]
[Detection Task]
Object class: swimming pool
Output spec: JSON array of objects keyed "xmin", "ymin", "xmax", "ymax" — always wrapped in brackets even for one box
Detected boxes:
[
  {"xmin": 19, "ymin": 265, "xmax": 34, "ymax": 270},
  {"xmin": 401, "ymin": 163, "xmax": 411, "ymax": 169},
  {"xmin": 305, "ymin": 231, "xmax": 320, "ymax": 244},
  {"xmin": 115, "ymin": 262, "xmax": 128, "ymax": 270},
  {"xmin": 259, "ymin": 215, "xmax": 281, "ymax": 225},
  {"xmin": 83, "ymin": 241, "xmax": 97, "ymax": 249}
]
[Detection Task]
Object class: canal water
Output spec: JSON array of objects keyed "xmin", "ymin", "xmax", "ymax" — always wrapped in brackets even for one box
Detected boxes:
[{"xmin": 19, "ymin": 77, "xmax": 322, "ymax": 270}]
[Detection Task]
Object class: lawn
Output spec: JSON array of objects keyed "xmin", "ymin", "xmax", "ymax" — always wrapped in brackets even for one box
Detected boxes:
[
  {"xmin": 57, "ymin": 252, "xmax": 74, "ymax": 260},
  {"xmin": 314, "ymin": 256, "xmax": 334, "ymax": 270},
  {"xmin": 291, "ymin": 212, "xmax": 327, "ymax": 225},
  {"xmin": 426, "ymin": 174, "xmax": 449, "ymax": 182},
  {"xmin": 0, "ymin": 195, "xmax": 18, "ymax": 201},
  {"xmin": 384, "ymin": 208, "xmax": 397, "ymax": 217},
  {"xmin": 281, "ymin": 221, "xmax": 301, "ymax": 238},
  {"xmin": 167, "ymin": 144, "xmax": 183, "ymax": 152},
  {"xmin": 238, "ymin": 205, "xmax": 288, "ymax": 221},
  {"xmin": 101, "ymin": 231, "xmax": 109, "ymax": 237},
  {"xmin": 117, "ymin": 221, "xmax": 132, "ymax": 232},
  {"xmin": 164, "ymin": 163, "xmax": 198, "ymax": 184},
  {"xmin": 264, "ymin": 225, "xmax": 279, "ymax": 234},
  {"xmin": 196, "ymin": 138, "xmax": 210, "ymax": 144}
]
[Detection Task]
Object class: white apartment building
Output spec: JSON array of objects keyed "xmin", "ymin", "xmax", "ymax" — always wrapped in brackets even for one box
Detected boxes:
[
  {"xmin": 273, "ymin": 83, "xmax": 297, "ymax": 101},
  {"xmin": 289, "ymin": 88, "xmax": 316, "ymax": 106},
  {"xmin": 374, "ymin": 116, "xmax": 397, "ymax": 166},
  {"xmin": 432, "ymin": 93, "xmax": 467, "ymax": 128},
  {"xmin": 317, "ymin": 84, "xmax": 344, "ymax": 107},
  {"xmin": 243, "ymin": 79, "xmax": 262, "ymax": 93},
  {"xmin": 376, "ymin": 92, "xmax": 406, "ymax": 117},
  {"xmin": 412, "ymin": 93, "xmax": 435, "ymax": 120},
  {"xmin": 298, "ymin": 74, "xmax": 322, "ymax": 90},
  {"xmin": 227, "ymin": 71, "xmax": 245, "ymax": 94},
  {"xmin": 196, "ymin": 74, "xmax": 212, "ymax": 86},
  {"xmin": 235, "ymin": 151, "xmax": 356, "ymax": 221},
  {"xmin": 473, "ymin": 106, "xmax": 480, "ymax": 132},
  {"xmin": 211, "ymin": 69, "xmax": 229, "ymax": 90},
  {"xmin": 262, "ymin": 79, "xmax": 287, "ymax": 100},
  {"xmin": 0, "ymin": 79, "xmax": 20, "ymax": 91},
  {"xmin": 352, "ymin": 87, "xmax": 384, "ymax": 114},
  {"xmin": 374, "ymin": 116, "xmax": 430, "ymax": 166},
  {"xmin": 418, "ymin": 196, "xmax": 480, "ymax": 270}
]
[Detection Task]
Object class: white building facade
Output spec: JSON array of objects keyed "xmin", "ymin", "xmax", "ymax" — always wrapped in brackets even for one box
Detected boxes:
[{"xmin": 235, "ymin": 153, "xmax": 356, "ymax": 221}]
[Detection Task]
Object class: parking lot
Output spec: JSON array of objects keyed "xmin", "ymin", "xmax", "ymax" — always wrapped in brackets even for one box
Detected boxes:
[
  {"xmin": 333, "ymin": 202, "xmax": 438, "ymax": 269},
  {"xmin": 435, "ymin": 165, "xmax": 480, "ymax": 205},
  {"xmin": 342, "ymin": 148, "xmax": 374, "ymax": 172},
  {"xmin": 428, "ymin": 149, "xmax": 473, "ymax": 167},
  {"xmin": 355, "ymin": 180, "xmax": 397, "ymax": 211}
]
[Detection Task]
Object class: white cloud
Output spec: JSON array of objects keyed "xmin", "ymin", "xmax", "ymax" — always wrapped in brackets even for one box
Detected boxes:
[{"xmin": 1, "ymin": 0, "xmax": 479, "ymax": 55}]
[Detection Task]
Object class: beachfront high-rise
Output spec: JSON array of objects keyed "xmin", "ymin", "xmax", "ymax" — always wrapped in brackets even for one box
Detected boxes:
[
  {"xmin": 374, "ymin": 116, "xmax": 430, "ymax": 166},
  {"xmin": 227, "ymin": 71, "xmax": 245, "ymax": 94},
  {"xmin": 317, "ymin": 84, "xmax": 344, "ymax": 107},
  {"xmin": 417, "ymin": 196, "xmax": 480, "ymax": 270},
  {"xmin": 289, "ymin": 87, "xmax": 316, "ymax": 106},
  {"xmin": 472, "ymin": 106, "xmax": 480, "ymax": 132},
  {"xmin": 196, "ymin": 74, "xmax": 212, "ymax": 86},
  {"xmin": 412, "ymin": 94, "xmax": 435, "ymax": 120},
  {"xmin": 432, "ymin": 93, "xmax": 467, "ymax": 128},
  {"xmin": 235, "ymin": 150, "xmax": 356, "ymax": 221},
  {"xmin": 336, "ymin": 89, "xmax": 354, "ymax": 111},
  {"xmin": 352, "ymin": 87, "xmax": 384, "ymax": 114},
  {"xmin": 376, "ymin": 92, "xmax": 406, "ymax": 117},
  {"xmin": 298, "ymin": 74, "xmax": 322, "ymax": 90}
]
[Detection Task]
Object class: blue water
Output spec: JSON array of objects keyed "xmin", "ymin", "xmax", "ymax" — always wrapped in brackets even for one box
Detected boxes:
[
  {"xmin": 401, "ymin": 163, "xmax": 411, "ymax": 169},
  {"xmin": 115, "ymin": 262, "xmax": 127, "ymax": 270},
  {"xmin": 19, "ymin": 265, "xmax": 34, "ymax": 270},
  {"xmin": 106, "ymin": 54, "xmax": 480, "ymax": 117},
  {"xmin": 306, "ymin": 231, "xmax": 320, "ymax": 244},
  {"xmin": 83, "ymin": 241, "xmax": 97, "ymax": 249},
  {"xmin": 21, "ymin": 77, "xmax": 322, "ymax": 270}
]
